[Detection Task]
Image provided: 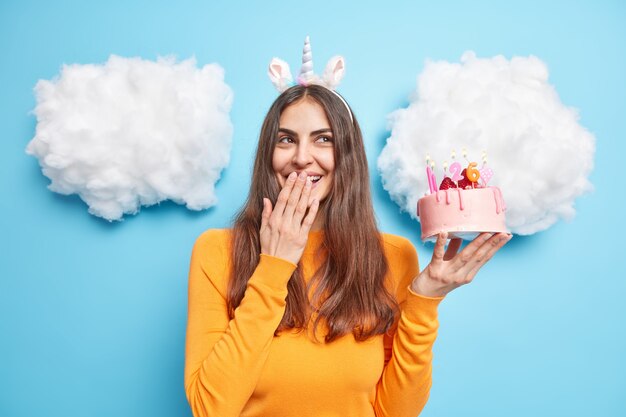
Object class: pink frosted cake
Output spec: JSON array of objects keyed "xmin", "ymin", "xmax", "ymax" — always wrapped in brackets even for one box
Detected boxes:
[{"xmin": 417, "ymin": 158, "xmax": 508, "ymax": 242}]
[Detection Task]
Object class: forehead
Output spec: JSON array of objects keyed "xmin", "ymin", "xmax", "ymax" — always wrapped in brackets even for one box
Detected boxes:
[{"xmin": 279, "ymin": 97, "xmax": 331, "ymax": 131}]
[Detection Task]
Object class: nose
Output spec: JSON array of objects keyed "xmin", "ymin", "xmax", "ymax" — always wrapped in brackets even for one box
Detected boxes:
[{"xmin": 292, "ymin": 142, "xmax": 314, "ymax": 167}]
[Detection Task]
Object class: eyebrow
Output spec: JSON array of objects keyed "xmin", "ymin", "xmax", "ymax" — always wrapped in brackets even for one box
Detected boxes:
[{"xmin": 278, "ymin": 127, "xmax": 333, "ymax": 137}]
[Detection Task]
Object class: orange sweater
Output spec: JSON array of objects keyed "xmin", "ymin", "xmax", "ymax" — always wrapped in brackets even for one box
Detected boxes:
[{"xmin": 184, "ymin": 229, "xmax": 444, "ymax": 417}]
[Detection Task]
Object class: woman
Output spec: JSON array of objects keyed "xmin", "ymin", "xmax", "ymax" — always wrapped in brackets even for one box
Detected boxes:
[{"xmin": 184, "ymin": 84, "xmax": 511, "ymax": 417}]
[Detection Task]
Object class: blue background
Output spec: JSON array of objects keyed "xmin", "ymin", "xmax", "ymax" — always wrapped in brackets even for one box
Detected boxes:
[{"xmin": 1, "ymin": 0, "xmax": 624, "ymax": 416}]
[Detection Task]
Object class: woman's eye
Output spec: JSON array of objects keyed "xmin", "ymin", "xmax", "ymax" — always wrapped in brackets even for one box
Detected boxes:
[
  {"xmin": 278, "ymin": 136, "xmax": 293, "ymax": 144},
  {"xmin": 317, "ymin": 136, "xmax": 333, "ymax": 143}
]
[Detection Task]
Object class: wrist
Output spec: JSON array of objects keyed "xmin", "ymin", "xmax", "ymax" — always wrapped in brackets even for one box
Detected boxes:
[
  {"xmin": 410, "ymin": 274, "xmax": 448, "ymax": 298},
  {"xmin": 261, "ymin": 251, "xmax": 298, "ymax": 267}
]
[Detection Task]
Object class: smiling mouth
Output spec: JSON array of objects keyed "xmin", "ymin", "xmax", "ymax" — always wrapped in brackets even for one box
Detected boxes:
[{"xmin": 283, "ymin": 174, "xmax": 323, "ymax": 184}]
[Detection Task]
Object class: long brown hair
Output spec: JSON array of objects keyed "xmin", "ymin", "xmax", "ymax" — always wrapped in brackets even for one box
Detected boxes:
[{"xmin": 227, "ymin": 85, "xmax": 398, "ymax": 343}]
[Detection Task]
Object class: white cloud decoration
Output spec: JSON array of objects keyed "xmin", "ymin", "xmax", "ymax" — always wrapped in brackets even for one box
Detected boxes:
[
  {"xmin": 377, "ymin": 51, "xmax": 595, "ymax": 235},
  {"xmin": 26, "ymin": 54, "xmax": 233, "ymax": 221}
]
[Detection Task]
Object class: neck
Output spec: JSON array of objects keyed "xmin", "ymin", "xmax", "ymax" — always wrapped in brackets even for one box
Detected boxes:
[
  {"xmin": 310, "ymin": 215, "xmax": 324, "ymax": 231},
  {"xmin": 310, "ymin": 205, "xmax": 325, "ymax": 231}
]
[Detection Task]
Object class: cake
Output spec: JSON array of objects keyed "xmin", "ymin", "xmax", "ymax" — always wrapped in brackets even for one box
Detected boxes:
[{"xmin": 417, "ymin": 157, "xmax": 508, "ymax": 242}]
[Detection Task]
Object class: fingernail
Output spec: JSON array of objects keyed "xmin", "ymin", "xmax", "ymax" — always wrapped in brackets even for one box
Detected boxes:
[
  {"xmin": 305, "ymin": 177, "xmax": 312, "ymax": 186},
  {"xmin": 299, "ymin": 171, "xmax": 307, "ymax": 179},
  {"xmin": 288, "ymin": 172, "xmax": 297, "ymax": 180}
]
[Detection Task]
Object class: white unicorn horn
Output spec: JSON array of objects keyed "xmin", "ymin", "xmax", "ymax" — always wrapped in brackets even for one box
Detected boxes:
[{"xmin": 298, "ymin": 36, "xmax": 315, "ymax": 85}]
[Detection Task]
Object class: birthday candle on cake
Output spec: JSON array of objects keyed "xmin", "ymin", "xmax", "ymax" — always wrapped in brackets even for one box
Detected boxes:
[
  {"xmin": 466, "ymin": 162, "xmax": 481, "ymax": 185},
  {"xmin": 479, "ymin": 150, "xmax": 494, "ymax": 186},
  {"xmin": 425, "ymin": 154, "xmax": 437, "ymax": 194},
  {"xmin": 449, "ymin": 150, "xmax": 463, "ymax": 182}
]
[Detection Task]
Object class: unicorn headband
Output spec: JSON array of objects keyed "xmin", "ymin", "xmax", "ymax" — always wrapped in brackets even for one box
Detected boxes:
[{"xmin": 268, "ymin": 36, "xmax": 353, "ymax": 121}]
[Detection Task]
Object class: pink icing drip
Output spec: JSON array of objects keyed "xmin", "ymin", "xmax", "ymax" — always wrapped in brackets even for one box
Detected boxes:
[
  {"xmin": 457, "ymin": 188, "xmax": 464, "ymax": 210},
  {"xmin": 435, "ymin": 190, "xmax": 441, "ymax": 203},
  {"xmin": 492, "ymin": 187, "xmax": 505, "ymax": 214},
  {"xmin": 445, "ymin": 189, "xmax": 451, "ymax": 204}
]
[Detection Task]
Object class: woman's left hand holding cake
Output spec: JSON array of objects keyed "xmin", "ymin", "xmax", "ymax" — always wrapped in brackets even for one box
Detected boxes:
[{"xmin": 411, "ymin": 232, "xmax": 512, "ymax": 297}]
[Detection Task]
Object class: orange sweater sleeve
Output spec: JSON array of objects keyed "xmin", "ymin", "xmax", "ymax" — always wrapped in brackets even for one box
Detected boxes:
[
  {"xmin": 374, "ymin": 238, "xmax": 445, "ymax": 417},
  {"xmin": 184, "ymin": 230, "xmax": 297, "ymax": 417}
]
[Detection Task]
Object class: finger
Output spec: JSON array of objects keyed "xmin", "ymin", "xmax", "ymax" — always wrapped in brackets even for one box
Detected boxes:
[
  {"xmin": 451, "ymin": 232, "xmax": 493, "ymax": 270},
  {"xmin": 443, "ymin": 238, "xmax": 462, "ymax": 261},
  {"xmin": 272, "ymin": 171, "xmax": 298, "ymax": 220},
  {"xmin": 467, "ymin": 233, "xmax": 503, "ymax": 268},
  {"xmin": 432, "ymin": 232, "xmax": 448, "ymax": 262},
  {"xmin": 299, "ymin": 198, "xmax": 320, "ymax": 233},
  {"xmin": 293, "ymin": 176, "xmax": 312, "ymax": 227},
  {"xmin": 260, "ymin": 198, "xmax": 272, "ymax": 232},
  {"xmin": 283, "ymin": 171, "xmax": 308, "ymax": 224},
  {"xmin": 464, "ymin": 233, "xmax": 511, "ymax": 280},
  {"xmin": 464, "ymin": 232, "xmax": 494, "ymax": 255},
  {"xmin": 458, "ymin": 233, "xmax": 506, "ymax": 276}
]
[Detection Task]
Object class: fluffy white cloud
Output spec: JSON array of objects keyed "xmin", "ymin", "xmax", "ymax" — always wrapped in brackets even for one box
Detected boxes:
[
  {"xmin": 26, "ymin": 54, "xmax": 233, "ymax": 221},
  {"xmin": 378, "ymin": 51, "xmax": 595, "ymax": 235}
]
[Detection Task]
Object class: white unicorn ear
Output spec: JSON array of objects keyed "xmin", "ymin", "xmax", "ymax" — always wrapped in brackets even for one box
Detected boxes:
[
  {"xmin": 322, "ymin": 55, "xmax": 345, "ymax": 90},
  {"xmin": 268, "ymin": 58, "xmax": 293, "ymax": 92}
]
